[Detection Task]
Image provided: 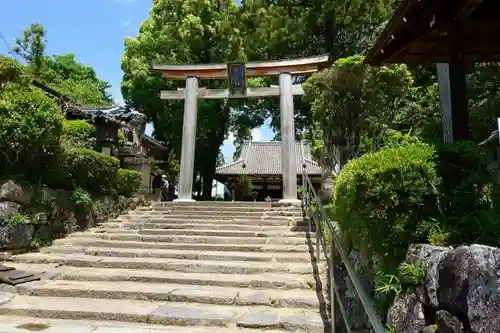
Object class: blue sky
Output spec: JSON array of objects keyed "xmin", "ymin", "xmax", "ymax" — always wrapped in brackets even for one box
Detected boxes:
[{"xmin": 0, "ymin": 0, "xmax": 274, "ymax": 165}]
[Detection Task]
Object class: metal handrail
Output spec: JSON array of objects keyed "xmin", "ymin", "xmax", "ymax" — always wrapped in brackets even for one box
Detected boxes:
[{"xmin": 301, "ymin": 170, "xmax": 386, "ymax": 333}]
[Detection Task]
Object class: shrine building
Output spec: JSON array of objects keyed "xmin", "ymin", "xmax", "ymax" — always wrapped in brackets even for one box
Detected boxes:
[{"xmin": 215, "ymin": 141, "xmax": 322, "ymax": 200}]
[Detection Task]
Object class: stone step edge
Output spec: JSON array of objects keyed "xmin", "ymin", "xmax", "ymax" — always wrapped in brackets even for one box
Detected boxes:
[
  {"xmin": 0, "ymin": 294, "xmax": 326, "ymax": 332},
  {"xmin": 0, "ymin": 315, "xmax": 308, "ymax": 333},
  {"xmin": 52, "ymin": 239, "xmax": 312, "ymax": 252},
  {"xmin": 63, "ymin": 235, "xmax": 316, "ymax": 247},
  {"xmin": 6, "ymin": 263, "xmax": 318, "ymax": 290},
  {"xmin": 12, "ymin": 254, "xmax": 320, "ymax": 275},
  {"xmin": 14, "ymin": 279, "xmax": 320, "ymax": 308},
  {"xmin": 102, "ymin": 222, "xmax": 308, "ymax": 230},
  {"xmin": 67, "ymin": 232, "xmax": 316, "ymax": 243},
  {"xmin": 92, "ymin": 228, "xmax": 313, "ymax": 237},
  {"xmin": 42, "ymin": 246, "xmax": 313, "ymax": 263}
]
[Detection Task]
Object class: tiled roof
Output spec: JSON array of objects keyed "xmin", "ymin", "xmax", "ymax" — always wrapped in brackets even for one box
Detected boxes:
[
  {"xmin": 216, "ymin": 141, "xmax": 322, "ymax": 176},
  {"xmin": 32, "ymin": 80, "xmax": 166, "ymax": 150}
]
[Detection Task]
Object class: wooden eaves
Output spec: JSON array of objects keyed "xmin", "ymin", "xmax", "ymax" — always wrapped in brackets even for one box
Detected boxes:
[{"xmin": 365, "ymin": 0, "xmax": 500, "ymax": 65}]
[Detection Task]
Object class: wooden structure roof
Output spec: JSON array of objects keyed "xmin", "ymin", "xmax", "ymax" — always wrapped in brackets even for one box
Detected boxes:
[
  {"xmin": 32, "ymin": 80, "xmax": 167, "ymax": 150},
  {"xmin": 365, "ymin": 0, "xmax": 500, "ymax": 64},
  {"xmin": 216, "ymin": 141, "xmax": 322, "ymax": 177}
]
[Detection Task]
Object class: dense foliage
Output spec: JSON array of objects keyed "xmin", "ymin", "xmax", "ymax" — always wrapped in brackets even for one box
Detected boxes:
[
  {"xmin": 1, "ymin": 24, "xmax": 142, "ymax": 202},
  {"xmin": 334, "ymin": 143, "xmax": 440, "ymax": 271}
]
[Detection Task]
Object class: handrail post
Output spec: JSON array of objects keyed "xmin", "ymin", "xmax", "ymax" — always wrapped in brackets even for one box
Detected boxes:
[
  {"xmin": 330, "ymin": 238, "xmax": 336, "ymax": 333},
  {"xmin": 316, "ymin": 215, "xmax": 321, "ymax": 261}
]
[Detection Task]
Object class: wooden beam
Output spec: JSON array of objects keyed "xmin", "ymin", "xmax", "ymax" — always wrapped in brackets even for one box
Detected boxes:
[
  {"xmin": 153, "ymin": 55, "xmax": 329, "ymax": 79},
  {"xmin": 161, "ymin": 85, "xmax": 304, "ymax": 100}
]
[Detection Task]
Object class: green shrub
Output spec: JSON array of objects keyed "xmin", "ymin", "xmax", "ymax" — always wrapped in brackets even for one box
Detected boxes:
[
  {"xmin": 70, "ymin": 187, "xmax": 92, "ymax": 208},
  {"xmin": 0, "ymin": 84, "xmax": 63, "ymax": 178},
  {"xmin": 2, "ymin": 212, "xmax": 30, "ymax": 225},
  {"xmin": 115, "ymin": 169, "xmax": 142, "ymax": 197},
  {"xmin": 397, "ymin": 262, "xmax": 425, "ymax": 286},
  {"xmin": 62, "ymin": 120, "xmax": 95, "ymax": 148},
  {"xmin": 46, "ymin": 148, "xmax": 120, "ymax": 195},
  {"xmin": 333, "ymin": 143, "xmax": 440, "ymax": 271}
]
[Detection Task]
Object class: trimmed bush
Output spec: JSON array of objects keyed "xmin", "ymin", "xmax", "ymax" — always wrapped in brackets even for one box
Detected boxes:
[
  {"xmin": 333, "ymin": 143, "xmax": 440, "ymax": 270},
  {"xmin": 62, "ymin": 120, "xmax": 95, "ymax": 148},
  {"xmin": 46, "ymin": 148, "xmax": 120, "ymax": 195},
  {"xmin": 115, "ymin": 169, "xmax": 142, "ymax": 197},
  {"xmin": 67, "ymin": 148, "xmax": 120, "ymax": 195}
]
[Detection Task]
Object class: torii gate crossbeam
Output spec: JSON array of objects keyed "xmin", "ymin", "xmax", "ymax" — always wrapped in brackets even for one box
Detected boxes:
[{"xmin": 153, "ymin": 55, "xmax": 329, "ymax": 203}]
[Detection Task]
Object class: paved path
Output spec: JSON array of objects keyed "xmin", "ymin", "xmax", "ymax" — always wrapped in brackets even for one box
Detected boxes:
[{"xmin": 0, "ymin": 202, "xmax": 327, "ymax": 332}]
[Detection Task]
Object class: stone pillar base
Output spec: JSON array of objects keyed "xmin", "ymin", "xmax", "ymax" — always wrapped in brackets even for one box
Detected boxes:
[
  {"xmin": 278, "ymin": 199, "xmax": 302, "ymax": 205},
  {"xmin": 173, "ymin": 198, "xmax": 196, "ymax": 203}
]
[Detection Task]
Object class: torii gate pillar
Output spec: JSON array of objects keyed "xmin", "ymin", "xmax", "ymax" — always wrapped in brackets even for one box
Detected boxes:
[{"xmin": 153, "ymin": 55, "xmax": 329, "ymax": 202}]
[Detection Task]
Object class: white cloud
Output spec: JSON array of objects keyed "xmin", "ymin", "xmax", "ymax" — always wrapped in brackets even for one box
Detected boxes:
[{"xmin": 123, "ymin": 20, "xmax": 131, "ymax": 27}]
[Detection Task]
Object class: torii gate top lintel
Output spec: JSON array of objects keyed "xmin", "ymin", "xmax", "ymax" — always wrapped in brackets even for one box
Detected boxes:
[{"xmin": 152, "ymin": 54, "xmax": 329, "ymax": 79}]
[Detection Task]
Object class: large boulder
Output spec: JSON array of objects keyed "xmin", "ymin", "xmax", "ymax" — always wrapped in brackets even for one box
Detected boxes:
[
  {"xmin": 437, "ymin": 245, "xmax": 500, "ymax": 333},
  {"xmin": 332, "ymin": 248, "xmax": 374, "ymax": 332},
  {"xmin": 387, "ymin": 289, "xmax": 426, "ymax": 333},
  {"xmin": 0, "ymin": 180, "xmax": 33, "ymax": 205},
  {"xmin": 0, "ymin": 223, "xmax": 35, "ymax": 250},
  {"xmin": 406, "ymin": 244, "xmax": 451, "ymax": 308},
  {"xmin": 436, "ymin": 310, "xmax": 463, "ymax": 333},
  {"xmin": 0, "ymin": 201, "xmax": 21, "ymax": 221}
]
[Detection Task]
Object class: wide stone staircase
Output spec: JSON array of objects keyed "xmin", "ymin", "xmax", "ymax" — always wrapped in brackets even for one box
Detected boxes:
[{"xmin": 0, "ymin": 202, "xmax": 328, "ymax": 332}]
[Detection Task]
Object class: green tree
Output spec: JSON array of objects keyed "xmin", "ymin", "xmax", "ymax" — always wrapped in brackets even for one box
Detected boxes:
[
  {"xmin": 13, "ymin": 23, "xmax": 112, "ymax": 106},
  {"xmin": 237, "ymin": 0, "xmax": 397, "ymax": 138},
  {"xmin": 121, "ymin": 0, "xmax": 254, "ymax": 199},
  {"xmin": 303, "ymin": 55, "xmax": 414, "ymax": 172},
  {"xmin": 13, "ymin": 22, "xmax": 46, "ymax": 76},
  {"xmin": 42, "ymin": 54, "xmax": 113, "ymax": 105}
]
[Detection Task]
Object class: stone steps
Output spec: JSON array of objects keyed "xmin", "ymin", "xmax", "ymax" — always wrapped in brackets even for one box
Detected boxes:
[
  {"xmin": 12, "ymin": 253, "xmax": 318, "ymax": 274},
  {"xmin": 124, "ymin": 214, "xmax": 302, "ymax": 221},
  {"xmin": 0, "ymin": 316, "xmax": 315, "ymax": 333},
  {"xmin": 41, "ymin": 246, "xmax": 313, "ymax": 263},
  {"xmin": 64, "ymin": 232, "xmax": 316, "ymax": 245},
  {"xmin": 92, "ymin": 228, "xmax": 313, "ymax": 239},
  {"xmin": 101, "ymin": 222, "xmax": 310, "ymax": 232},
  {"xmin": 0, "ymin": 294, "xmax": 325, "ymax": 331},
  {"xmin": 0, "ymin": 203, "xmax": 326, "ymax": 332},
  {"xmin": 118, "ymin": 217, "xmax": 307, "ymax": 226},
  {"xmin": 7, "ymin": 263, "xmax": 316, "ymax": 289},
  {"xmin": 51, "ymin": 238, "xmax": 311, "ymax": 252},
  {"xmin": 137, "ymin": 210, "xmax": 302, "ymax": 217},
  {"xmin": 153, "ymin": 206, "xmax": 296, "ymax": 212},
  {"xmin": 14, "ymin": 280, "xmax": 319, "ymax": 308}
]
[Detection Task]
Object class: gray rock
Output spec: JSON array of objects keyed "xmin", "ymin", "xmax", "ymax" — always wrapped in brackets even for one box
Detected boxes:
[
  {"xmin": 0, "ymin": 180, "xmax": 32, "ymax": 205},
  {"xmin": 0, "ymin": 201, "xmax": 21, "ymax": 221},
  {"xmin": 237, "ymin": 311, "xmax": 279, "ymax": 328},
  {"xmin": 437, "ymin": 245, "xmax": 500, "ymax": 333},
  {"xmin": 0, "ymin": 223, "xmax": 35, "ymax": 250},
  {"xmin": 406, "ymin": 244, "xmax": 451, "ymax": 308},
  {"xmin": 387, "ymin": 289, "xmax": 426, "ymax": 333},
  {"xmin": 0, "ymin": 292, "xmax": 14, "ymax": 306},
  {"xmin": 332, "ymin": 248, "xmax": 374, "ymax": 333},
  {"xmin": 436, "ymin": 310, "xmax": 463, "ymax": 333},
  {"xmin": 149, "ymin": 305, "xmax": 238, "ymax": 326},
  {"xmin": 422, "ymin": 325, "xmax": 438, "ymax": 333}
]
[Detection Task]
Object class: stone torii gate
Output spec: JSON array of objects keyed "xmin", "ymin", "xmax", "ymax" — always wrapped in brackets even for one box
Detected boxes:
[{"xmin": 153, "ymin": 55, "xmax": 329, "ymax": 203}]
